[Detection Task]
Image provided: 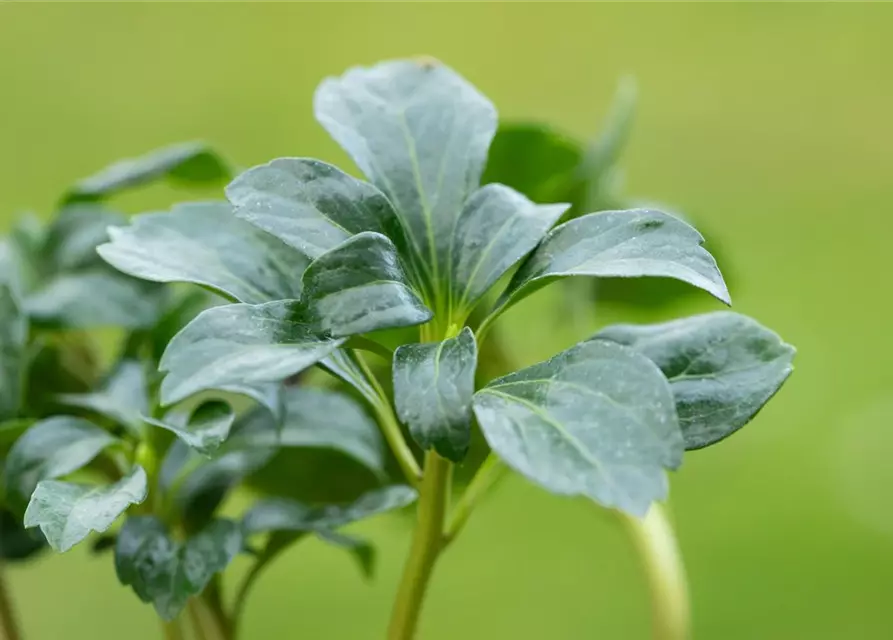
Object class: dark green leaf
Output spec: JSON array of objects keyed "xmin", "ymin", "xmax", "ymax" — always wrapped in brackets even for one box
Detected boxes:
[
  {"xmin": 158, "ymin": 300, "xmax": 343, "ymax": 405},
  {"xmin": 4, "ymin": 416, "xmax": 117, "ymax": 507},
  {"xmin": 0, "ymin": 507, "xmax": 46, "ymax": 562},
  {"xmin": 592, "ymin": 311, "xmax": 795, "ymax": 450},
  {"xmin": 227, "ymin": 158, "xmax": 402, "ymax": 260},
  {"xmin": 0, "ymin": 419, "xmax": 32, "ymax": 450},
  {"xmin": 450, "ymin": 184, "xmax": 568, "ymax": 314},
  {"xmin": 64, "ymin": 142, "xmax": 231, "ymax": 205},
  {"xmin": 145, "ymin": 400, "xmax": 235, "ymax": 457},
  {"xmin": 315, "ymin": 59, "xmax": 497, "ymax": 297},
  {"xmin": 22, "ymin": 337, "xmax": 99, "ymax": 417},
  {"xmin": 115, "ymin": 516, "xmax": 241, "ymax": 621},
  {"xmin": 42, "ymin": 205, "xmax": 125, "ymax": 272},
  {"xmin": 98, "ymin": 202, "xmax": 308, "ymax": 304},
  {"xmin": 143, "ymin": 288, "xmax": 218, "ymax": 364},
  {"xmin": 0, "ymin": 284, "xmax": 27, "ymax": 421},
  {"xmin": 473, "ymin": 340, "xmax": 683, "ymax": 516},
  {"xmin": 301, "ymin": 232, "xmax": 431, "ymax": 337},
  {"xmin": 56, "ymin": 360, "xmax": 148, "ymax": 436},
  {"xmin": 316, "ymin": 529, "xmax": 376, "ymax": 579},
  {"xmin": 393, "ymin": 327, "xmax": 477, "ymax": 462},
  {"xmin": 24, "ymin": 465, "xmax": 147, "ymax": 552}
]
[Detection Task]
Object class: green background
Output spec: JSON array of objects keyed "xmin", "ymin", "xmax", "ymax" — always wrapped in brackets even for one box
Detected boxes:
[{"xmin": 2, "ymin": 3, "xmax": 892, "ymax": 639}]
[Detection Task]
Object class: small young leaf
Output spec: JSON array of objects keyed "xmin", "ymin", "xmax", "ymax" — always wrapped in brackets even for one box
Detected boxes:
[
  {"xmin": 56, "ymin": 359, "xmax": 149, "ymax": 437},
  {"xmin": 301, "ymin": 232, "xmax": 432, "ymax": 337},
  {"xmin": 473, "ymin": 340, "xmax": 683, "ymax": 516},
  {"xmin": 97, "ymin": 202, "xmax": 308, "ymax": 304},
  {"xmin": 144, "ymin": 400, "xmax": 236, "ymax": 457},
  {"xmin": 227, "ymin": 158, "xmax": 402, "ymax": 260},
  {"xmin": 158, "ymin": 300, "xmax": 343, "ymax": 405},
  {"xmin": 115, "ymin": 516, "xmax": 241, "ymax": 621},
  {"xmin": 4, "ymin": 416, "xmax": 117, "ymax": 506},
  {"xmin": 0, "ymin": 284, "xmax": 27, "ymax": 421},
  {"xmin": 497, "ymin": 209, "xmax": 730, "ymax": 316},
  {"xmin": 450, "ymin": 184, "xmax": 569, "ymax": 313},
  {"xmin": 24, "ymin": 465, "xmax": 148, "ymax": 552},
  {"xmin": 592, "ymin": 311, "xmax": 795, "ymax": 450},
  {"xmin": 63, "ymin": 142, "xmax": 231, "ymax": 205},
  {"xmin": 393, "ymin": 327, "xmax": 477, "ymax": 462},
  {"xmin": 316, "ymin": 530, "xmax": 376, "ymax": 579}
]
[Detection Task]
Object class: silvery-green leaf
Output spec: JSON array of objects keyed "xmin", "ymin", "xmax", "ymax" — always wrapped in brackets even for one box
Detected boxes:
[
  {"xmin": 0, "ymin": 284, "xmax": 27, "ymax": 421},
  {"xmin": 315, "ymin": 59, "xmax": 497, "ymax": 296},
  {"xmin": 115, "ymin": 516, "xmax": 241, "ymax": 620},
  {"xmin": 158, "ymin": 300, "xmax": 343, "ymax": 405},
  {"xmin": 593, "ymin": 311, "xmax": 795, "ymax": 450},
  {"xmin": 301, "ymin": 232, "xmax": 431, "ymax": 337},
  {"xmin": 56, "ymin": 360, "xmax": 148, "ymax": 436},
  {"xmin": 393, "ymin": 327, "xmax": 477, "ymax": 462},
  {"xmin": 0, "ymin": 214, "xmax": 45, "ymax": 297},
  {"xmin": 450, "ymin": 184, "xmax": 568, "ymax": 313},
  {"xmin": 498, "ymin": 209, "xmax": 730, "ymax": 316},
  {"xmin": 144, "ymin": 400, "xmax": 235, "ymax": 457},
  {"xmin": 227, "ymin": 158, "xmax": 402, "ymax": 260},
  {"xmin": 98, "ymin": 202, "xmax": 307, "ymax": 304},
  {"xmin": 64, "ymin": 142, "xmax": 231, "ymax": 205},
  {"xmin": 4, "ymin": 416, "xmax": 117, "ymax": 507},
  {"xmin": 473, "ymin": 340, "xmax": 683, "ymax": 516},
  {"xmin": 24, "ymin": 465, "xmax": 147, "ymax": 552}
]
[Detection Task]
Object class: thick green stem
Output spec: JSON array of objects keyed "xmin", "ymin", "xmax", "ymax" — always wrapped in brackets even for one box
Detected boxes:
[
  {"xmin": 620, "ymin": 503, "xmax": 691, "ymax": 640},
  {"xmin": 387, "ymin": 451, "xmax": 452, "ymax": 640},
  {"xmin": 0, "ymin": 561, "xmax": 21, "ymax": 640},
  {"xmin": 443, "ymin": 454, "xmax": 505, "ymax": 546}
]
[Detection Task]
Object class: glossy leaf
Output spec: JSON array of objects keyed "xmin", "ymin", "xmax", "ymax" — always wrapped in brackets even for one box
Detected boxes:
[
  {"xmin": 498, "ymin": 209, "xmax": 730, "ymax": 316},
  {"xmin": 158, "ymin": 300, "xmax": 343, "ymax": 405},
  {"xmin": 98, "ymin": 202, "xmax": 307, "ymax": 304},
  {"xmin": 63, "ymin": 142, "xmax": 231, "ymax": 205},
  {"xmin": 4, "ymin": 416, "xmax": 117, "ymax": 507},
  {"xmin": 393, "ymin": 327, "xmax": 477, "ymax": 462},
  {"xmin": 315, "ymin": 59, "xmax": 497, "ymax": 295},
  {"xmin": 115, "ymin": 516, "xmax": 241, "ymax": 620},
  {"xmin": 56, "ymin": 360, "xmax": 148, "ymax": 436},
  {"xmin": 320, "ymin": 349, "xmax": 380, "ymax": 408},
  {"xmin": 0, "ymin": 284, "xmax": 27, "ymax": 421},
  {"xmin": 592, "ymin": 311, "xmax": 795, "ymax": 450},
  {"xmin": 450, "ymin": 184, "xmax": 568, "ymax": 313},
  {"xmin": 473, "ymin": 340, "xmax": 683, "ymax": 516},
  {"xmin": 301, "ymin": 232, "xmax": 431, "ymax": 337},
  {"xmin": 145, "ymin": 400, "xmax": 236, "ymax": 457},
  {"xmin": 227, "ymin": 158, "xmax": 402, "ymax": 260},
  {"xmin": 24, "ymin": 466, "xmax": 147, "ymax": 552}
]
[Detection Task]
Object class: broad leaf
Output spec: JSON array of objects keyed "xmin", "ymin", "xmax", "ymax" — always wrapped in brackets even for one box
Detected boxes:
[
  {"xmin": 393, "ymin": 327, "xmax": 477, "ymax": 462},
  {"xmin": 98, "ymin": 202, "xmax": 307, "ymax": 304},
  {"xmin": 593, "ymin": 311, "xmax": 795, "ymax": 450},
  {"xmin": 145, "ymin": 400, "xmax": 235, "ymax": 457},
  {"xmin": 227, "ymin": 158, "xmax": 402, "ymax": 260},
  {"xmin": 42, "ymin": 205, "xmax": 125, "ymax": 272},
  {"xmin": 226, "ymin": 387, "xmax": 385, "ymax": 476},
  {"xmin": 158, "ymin": 300, "xmax": 343, "ymax": 405},
  {"xmin": 301, "ymin": 232, "xmax": 431, "ymax": 337},
  {"xmin": 450, "ymin": 184, "xmax": 568, "ymax": 313},
  {"xmin": 473, "ymin": 340, "xmax": 683, "ymax": 516},
  {"xmin": 4, "ymin": 416, "xmax": 117, "ymax": 507},
  {"xmin": 63, "ymin": 142, "xmax": 231, "ymax": 205},
  {"xmin": 0, "ymin": 284, "xmax": 27, "ymax": 421},
  {"xmin": 115, "ymin": 516, "xmax": 241, "ymax": 620},
  {"xmin": 315, "ymin": 59, "xmax": 497, "ymax": 298},
  {"xmin": 24, "ymin": 466, "xmax": 147, "ymax": 552},
  {"xmin": 56, "ymin": 360, "xmax": 148, "ymax": 436},
  {"xmin": 497, "ymin": 209, "xmax": 730, "ymax": 317}
]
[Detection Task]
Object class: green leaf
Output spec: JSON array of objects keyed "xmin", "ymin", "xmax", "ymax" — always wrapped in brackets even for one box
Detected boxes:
[
  {"xmin": 158, "ymin": 300, "xmax": 343, "ymax": 405},
  {"xmin": 320, "ymin": 350, "xmax": 380, "ymax": 408},
  {"xmin": 24, "ymin": 465, "xmax": 147, "ymax": 552},
  {"xmin": 42, "ymin": 205, "xmax": 126, "ymax": 272},
  {"xmin": 115, "ymin": 516, "xmax": 241, "ymax": 621},
  {"xmin": 316, "ymin": 529, "xmax": 376, "ymax": 579},
  {"xmin": 315, "ymin": 59, "xmax": 497, "ymax": 298},
  {"xmin": 227, "ymin": 158, "xmax": 402, "ymax": 260},
  {"xmin": 98, "ymin": 202, "xmax": 308, "ymax": 304},
  {"xmin": 242, "ymin": 485, "xmax": 417, "ymax": 535},
  {"xmin": 450, "ymin": 184, "xmax": 569, "ymax": 313},
  {"xmin": 473, "ymin": 340, "xmax": 683, "ymax": 516},
  {"xmin": 24, "ymin": 268, "xmax": 165, "ymax": 329},
  {"xmin": 393, "ymin": 327, "xmax": 477, "ymax": 462},
  {"xmin": 0, "ymin": 214, "xmax": 45, "ymax": 297},
  {"xmin": 225, "ymin": 387, "xmax": 385, "ymax": 476},
  {"xmin": 592, "ymin": 311, "xmax": 795, "ymax": 450},
  {"xmin": 145, "ymin": 400, "xmax": 236, "ymax": 457},
  {"xmin": 64, "ymin": 142, "xmax": 231, "ymax": 205},
  {"xmin": 56, "ymin": 360, "xmax": 148, "ymax": 436},
  {"xmin": 0, "ymin": 419, "xmax": 32, "ymax": 450},
  {"xmin": 4, "ymin": 416, "xmax": 117, "ymax": 507},
  {"xmin": 0, "ymin": 507, "xmax": 46, "ymax": 562},
  {"xmin": 0, "ymin": 284, "xmax": 27, "ymax": 421},
  {"xmin": 497, "ymin": 209, "xmax": 731, "ymax": 317},
  {"xmin": 301, "ymin": 232, "xmax": 431, "ymax": 337}
]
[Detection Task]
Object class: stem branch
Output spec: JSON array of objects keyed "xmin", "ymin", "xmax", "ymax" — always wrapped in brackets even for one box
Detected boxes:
[
  {"xmin": 444, "ymin": 454, "xmax": 505, "ymax": 546},
  {"xmin": 0, "ymin": 561, "xmax": 21, "ymax": 640}
]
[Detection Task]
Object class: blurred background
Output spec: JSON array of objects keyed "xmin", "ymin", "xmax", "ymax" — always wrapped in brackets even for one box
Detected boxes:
[{"xmin": 1, "ymin": 3, "xmax": 892, "ymax": 639}]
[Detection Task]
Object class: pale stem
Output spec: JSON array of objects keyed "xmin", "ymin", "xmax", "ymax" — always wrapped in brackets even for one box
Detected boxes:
[{"xmin": 444, "ymin": 454, "xmax": 506, "ymax": 545}]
